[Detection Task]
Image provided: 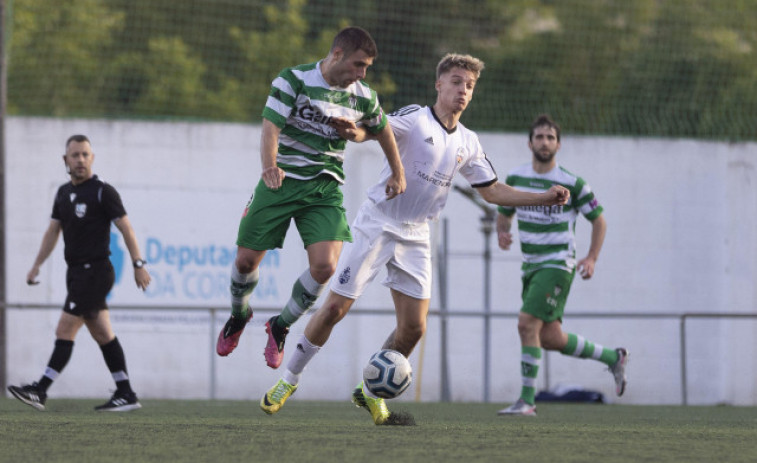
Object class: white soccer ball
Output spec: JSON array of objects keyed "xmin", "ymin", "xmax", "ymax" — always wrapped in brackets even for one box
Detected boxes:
[{"xmin": 362, "ymin": 349, "xmax": 412, "ymax": 399}]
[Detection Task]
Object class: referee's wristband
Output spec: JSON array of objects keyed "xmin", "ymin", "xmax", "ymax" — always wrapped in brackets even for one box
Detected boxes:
[{"xmin": 133, "ymin": 259, "xmax": 147, "ymax": 269}]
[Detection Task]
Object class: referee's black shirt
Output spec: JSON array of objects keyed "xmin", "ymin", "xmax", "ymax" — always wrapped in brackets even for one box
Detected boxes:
[{"xmin": 51, "ymin": 175, "xmax": 127, "ymax": 266}]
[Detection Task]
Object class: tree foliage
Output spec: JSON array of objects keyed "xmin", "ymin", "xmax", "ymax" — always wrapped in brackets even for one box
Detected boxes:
[{"xmin": 6, "ymin": 0, "xmax": 756, "ymax": 140}]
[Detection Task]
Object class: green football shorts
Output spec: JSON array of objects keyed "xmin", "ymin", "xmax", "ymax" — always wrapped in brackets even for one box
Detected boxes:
[
  {"xmin": 520, "ymin": 267, "xmax": 575, "ymax": 323},
  {"xmin": 237, "ymin": 176, "xmax": 352, "ymax": 250}
]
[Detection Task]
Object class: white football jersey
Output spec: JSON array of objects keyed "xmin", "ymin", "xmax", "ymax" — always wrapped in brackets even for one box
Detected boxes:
[{"xmin": 366, "ymin": 105, "xmax": 497, "ymax": 223}]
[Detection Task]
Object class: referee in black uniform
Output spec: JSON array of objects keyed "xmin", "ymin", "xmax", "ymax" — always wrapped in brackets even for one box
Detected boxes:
[{"xmin": 8, "ymin": 134, "xmax": 151, "ymax": 412}]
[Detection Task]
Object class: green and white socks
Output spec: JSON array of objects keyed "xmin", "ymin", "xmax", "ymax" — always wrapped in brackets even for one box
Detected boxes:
[
  {"xmin": 519, "ymin": 334, "xmax": 619, "ymax": 405},
  {"xmin": 561, "ymin": 333, "xmax": 619, "ymax": 365},
  {"xmin": 230, "ymin": 266, "xmax": 259, "ymax": 319},
  {"xmin": 276, "ymin": 269, "xmax": 326, "ymax": 328},
  {"xmin": 519, "ymin": 346, "xmax": 542, "ymax": 405}
]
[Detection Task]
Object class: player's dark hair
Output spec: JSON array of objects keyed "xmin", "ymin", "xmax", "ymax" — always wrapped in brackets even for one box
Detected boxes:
[
  {"xmin": 529, "ymin": 114, "xmax": 561, "ymax": 142},
  {"xmin": 331, "ymin": 26, "xmax": 378, "ymax": 59},
  {"xmin": 66, "ymin": 134, "xmax": 91, "ymax": 148}
]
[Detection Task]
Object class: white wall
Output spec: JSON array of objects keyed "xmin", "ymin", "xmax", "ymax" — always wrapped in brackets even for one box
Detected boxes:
[{"xmin": 4, "ymin": 117, "xmax": 757, "ymax": 406}]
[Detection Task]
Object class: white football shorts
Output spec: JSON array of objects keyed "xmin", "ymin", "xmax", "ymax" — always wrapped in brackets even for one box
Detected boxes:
[{"xmin": 330, "ymin": 200, "xmax": 432, "ymax": 300}]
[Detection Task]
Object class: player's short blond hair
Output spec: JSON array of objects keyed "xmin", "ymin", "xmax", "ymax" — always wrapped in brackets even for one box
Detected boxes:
[{"xmin": 436, "ymin": 53, "xmax": 485, "ymax": 80}]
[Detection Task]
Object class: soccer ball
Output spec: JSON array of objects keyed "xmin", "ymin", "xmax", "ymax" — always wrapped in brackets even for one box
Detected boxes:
[{"xmin": 362, "ymin": 349, "xmax": 412, "ymax": 399}]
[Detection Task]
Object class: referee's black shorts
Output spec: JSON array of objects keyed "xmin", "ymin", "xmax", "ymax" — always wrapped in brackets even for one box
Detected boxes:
[{"xmin": 63, "ymin": 259, "xmax": 116, "ymax": 319}]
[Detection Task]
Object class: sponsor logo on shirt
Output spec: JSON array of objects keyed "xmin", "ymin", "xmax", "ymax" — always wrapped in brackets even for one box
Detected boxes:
[
  {"xmin": 519, "ymin": 205, "xmax": 564, "ymax": 216},
  {"xmin": 415, "ymin": 170, "xmax": 452, "ymax": 188},
  {"xmin": 412, "ymin": 161, "xmax": 454, "ymax": 188},
  {"xmin": 294, "ymin": 103, "xmax": 337, "ymax": 137},
  {"xmin": 296, "ymin": 103, "xmax": 335, "ymax": 125}
]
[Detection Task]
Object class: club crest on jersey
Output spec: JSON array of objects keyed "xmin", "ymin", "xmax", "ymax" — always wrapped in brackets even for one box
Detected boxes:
[
  {"xmin": 456, "ymin": 147, "xmax": 466, "ymax": 163},
  {"xmin": 75, "ymin": 203, "xmax": 87, "ymax": 218},
  {"xmin": 338, "ymin": 267, "xmax": 351, "ymax": 284}
]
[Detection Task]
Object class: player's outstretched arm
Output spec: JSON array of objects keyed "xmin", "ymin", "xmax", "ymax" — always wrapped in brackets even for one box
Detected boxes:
[
  {"xmin": 114, "ymin": 215, "xmax": 151, "ymax": 291},
  {"xmin": 374, "ymin": 124, "xmax": 406, "ymax": 199},
  {"xmin": 260, "ymin": 119, "xmax": 286, "ymax": 190},
  {"xmin": 331, "ymin": 118, "xmax": 406, "ymax": 199},
  {"xmin": 496, "ymin": 213, "xmax": 513, "ymax": 251},
  {"xmin": 376, "ymin": 123, "xmax": 407, "ymax": 199},
  {"xmin": 329, "ymin": 117, "xmax": 369, "ymax": 142},
  {"xmin": 26, "ymin": 220, "xmax": 62, "ymax": 285},
  {"xmin": 577, "ymin": 214, "xmax": 607, "ymax": 279},
  {"xmin": 478, "ymin": 182, "xmax": 569, "ymax": 207}
]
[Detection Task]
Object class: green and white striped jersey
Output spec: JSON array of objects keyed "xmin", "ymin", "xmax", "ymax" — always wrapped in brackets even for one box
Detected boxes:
[
  {"xmin": 498, "ymin": 163, "xmax": 603, "ymax": 275},
  {"xmin": 262, "ymin": 60, "xmax": 387, "ymax": 184}
]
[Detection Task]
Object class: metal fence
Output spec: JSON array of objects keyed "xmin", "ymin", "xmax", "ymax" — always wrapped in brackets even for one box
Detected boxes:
[{"xmin": 3, "ymin": 301, "xmax": 753, "ymax": 405}]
